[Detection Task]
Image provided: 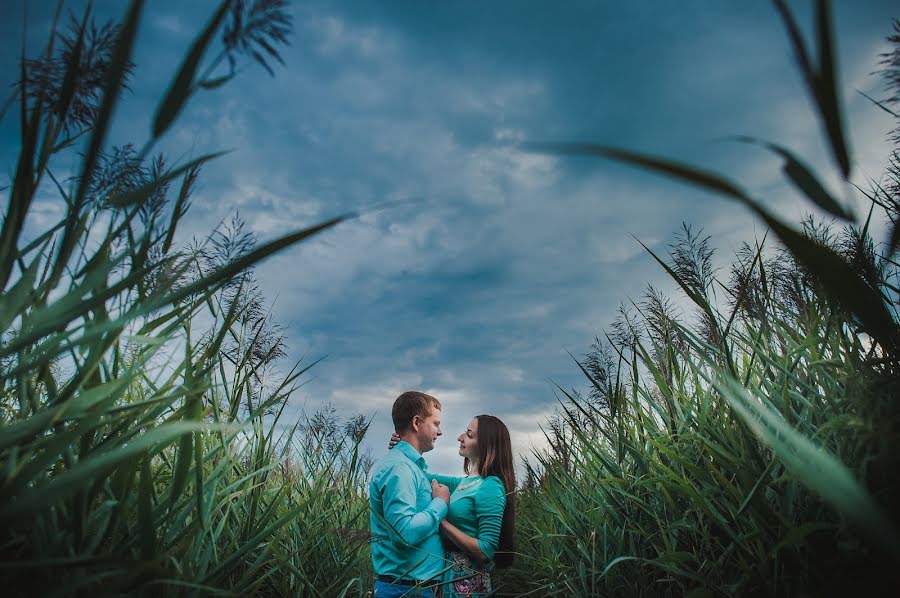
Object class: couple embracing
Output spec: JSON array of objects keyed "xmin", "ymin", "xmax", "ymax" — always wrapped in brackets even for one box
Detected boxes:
[{"xmin": 369, "ymin": 391, "xmax": 516, "ymax": 597}]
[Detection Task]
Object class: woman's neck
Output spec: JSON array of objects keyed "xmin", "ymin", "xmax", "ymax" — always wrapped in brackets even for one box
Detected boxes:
[{"xmin": 468, "ymin": 460, "xmax": 480, "ymax": 475}]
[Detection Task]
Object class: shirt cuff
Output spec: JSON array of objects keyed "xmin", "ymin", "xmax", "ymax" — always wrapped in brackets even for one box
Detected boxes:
[
  {"xmin": 477, "ymin": 538, "xmax": 496, "ymax": 560},
  {"xmin": 428, "ymin": 497, "xmax": 449, "ymax": 519}
]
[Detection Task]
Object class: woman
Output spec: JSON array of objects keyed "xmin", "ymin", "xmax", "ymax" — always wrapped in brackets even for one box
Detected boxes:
[{"xmin": 390, "ymin": 414, "xmax": 516, "ymax": 597}]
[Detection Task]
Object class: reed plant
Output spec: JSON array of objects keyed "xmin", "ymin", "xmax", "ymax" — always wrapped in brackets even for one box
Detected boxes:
[
  {"xmin": 0, "ymin": 1, "xmax": 371, "ymax": 595},
  {"xmin": 507, "ymin": 2, "xmax": 900, "ymax": 596}
]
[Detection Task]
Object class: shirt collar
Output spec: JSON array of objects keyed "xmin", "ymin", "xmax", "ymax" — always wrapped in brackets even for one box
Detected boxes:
[{"xmin": 395, "ymin": 440, "xmax": 427, "ymax": 469}]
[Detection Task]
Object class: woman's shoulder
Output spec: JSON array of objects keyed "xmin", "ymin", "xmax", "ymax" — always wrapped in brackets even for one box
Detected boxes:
[
  {"xmin": 479, "ymin": 475, "xmax": 507, "ymax": 495},
  {"xmin": 475, "ymin": 476, "xmax": 507, "ymax": 513}
]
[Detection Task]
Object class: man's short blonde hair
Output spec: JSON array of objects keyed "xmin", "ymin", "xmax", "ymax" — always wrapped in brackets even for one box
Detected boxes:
[{"xmin": 392, "ymin": 391, "xmax": 441, "ymax": 434}]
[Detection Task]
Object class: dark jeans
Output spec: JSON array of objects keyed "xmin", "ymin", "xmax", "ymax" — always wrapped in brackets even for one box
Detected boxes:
[{"xmin": 373, "ymin": 579, "xmax": 436, "ymax": 598}]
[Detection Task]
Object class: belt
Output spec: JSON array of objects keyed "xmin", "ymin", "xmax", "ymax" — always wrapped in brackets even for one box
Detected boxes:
[{"xmin": 376, "ymin": 574, "xmax": 439, "ymax": 588}]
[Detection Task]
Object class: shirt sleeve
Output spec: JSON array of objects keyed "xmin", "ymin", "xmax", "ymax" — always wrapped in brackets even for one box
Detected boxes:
[
  {"xmin": 475, "ymin": 476, "xmax": 507, "ymax": 560},
  {"xmin": 427, "ymin": 473, "xmax": 465, "ymax": 493},
  {"xmin": 380, "ymin": 463, "xmax": 448, "ymax": 547}
]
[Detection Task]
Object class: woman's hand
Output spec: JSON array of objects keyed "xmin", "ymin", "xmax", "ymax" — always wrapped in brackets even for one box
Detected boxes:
[{"xmin": 387, "ymin": 432, "xmax": 400, "ymax": 449}]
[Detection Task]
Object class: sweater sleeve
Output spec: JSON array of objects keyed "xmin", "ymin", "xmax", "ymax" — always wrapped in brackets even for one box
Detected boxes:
[{"xmin": 474, "ymin": 476, "xmax": 507, "ymax": 560}]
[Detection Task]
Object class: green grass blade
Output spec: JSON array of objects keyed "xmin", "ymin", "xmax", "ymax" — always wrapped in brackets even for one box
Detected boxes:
[
  {"xmin": 152, "ymin": 0, "xmax": 231, "ymax": 138},
  {"xmin": 142, "ymin": 214, "xmax": 351, "ymax": 313},
  {"xmin": 138, "ymin": 453, "xmax": 156, "ymax": 559},
  {"xmin": 756, "ymin": 210, "xmax": 898, "ymax": 351},
  {"xmin": 525, "ymin": 142, "xmax": 746, "ymax": 200},
  {"xmin": 714, "ymin": 374, "xmax": 900, "ymax": 557},
  {"xmin": 0, "ymin": 422, "xmax": 230, "ymax": 525},
  {"xmin": 735, "ymin": 137, "xmax": 853, "ymax": 220},
  {"xmin": 813, "ymin": 0, "xmax": 851, "ymax": 177}
]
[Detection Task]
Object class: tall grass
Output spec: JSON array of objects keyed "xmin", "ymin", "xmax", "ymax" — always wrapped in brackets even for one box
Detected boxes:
[
  {"xmin": 508, "ymin": 2, "xmax": 900, "ymax": 596},
  {"xmin": 506, "ymin": 219, "xmax": 899, "ymax": 596},
  {"xmin": 0, "ymin": 1, "xmax": 371, "ymax": 595}
]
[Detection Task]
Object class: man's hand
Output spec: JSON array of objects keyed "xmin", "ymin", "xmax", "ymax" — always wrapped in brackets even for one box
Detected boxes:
[{"xmin": 432, "ymin": 479, "xmax": 450, "ymax": 504}]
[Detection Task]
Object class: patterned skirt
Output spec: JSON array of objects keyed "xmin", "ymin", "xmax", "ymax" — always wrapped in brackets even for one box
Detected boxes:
[{"xmin": 440, "ymin": 550, "xmax": 492, "ymax": 598}]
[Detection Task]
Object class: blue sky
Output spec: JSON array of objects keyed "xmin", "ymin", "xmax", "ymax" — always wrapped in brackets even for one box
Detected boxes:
[{"xmin": 2, "ymin": 0, "xmax": 897, "ymax": 475}]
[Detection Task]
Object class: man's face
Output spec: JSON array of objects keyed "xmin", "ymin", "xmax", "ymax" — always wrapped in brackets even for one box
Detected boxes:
[{"xmin": 414, "ymin": 407, "xmax": 443, "ymax": 453}]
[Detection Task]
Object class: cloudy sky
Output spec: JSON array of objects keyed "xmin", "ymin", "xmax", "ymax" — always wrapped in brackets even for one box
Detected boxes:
[{"xmin": 2, "ymin": 0, "xmax": 897, "ymax": 475}]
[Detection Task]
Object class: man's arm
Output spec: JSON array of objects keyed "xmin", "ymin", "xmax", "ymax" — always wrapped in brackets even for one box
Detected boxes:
[{"xmin": 380, "ymin": 464, "xmax": 449, "ymax": 546}]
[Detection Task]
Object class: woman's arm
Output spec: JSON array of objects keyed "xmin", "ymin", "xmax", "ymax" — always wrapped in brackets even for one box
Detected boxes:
[
  {"xmin": 440, "ymin": 519, "xmax": 489, "ymax": 563},
  {"xmin": 427, "ymin": 473, "xmax": 464, "ymax": 493},
  {"xmin": 440, "ymin": 477, "xmax": 507, "ymax": 564}
]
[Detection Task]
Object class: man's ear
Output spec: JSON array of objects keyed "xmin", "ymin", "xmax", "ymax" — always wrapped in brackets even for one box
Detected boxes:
[{"xmin": 410, "ymin": 415, "xmax": 420, "ymax": 432}]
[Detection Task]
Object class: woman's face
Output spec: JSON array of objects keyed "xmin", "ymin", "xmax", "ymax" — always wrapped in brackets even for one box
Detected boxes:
[{"xmin": 457, "ymin": 417, "xmax": 479, "ymax": 461}]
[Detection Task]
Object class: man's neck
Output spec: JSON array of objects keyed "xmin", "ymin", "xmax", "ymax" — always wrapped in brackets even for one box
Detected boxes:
[{"xmin": 399, "ymin": 434, "xmax": 422, "ymax": 454}]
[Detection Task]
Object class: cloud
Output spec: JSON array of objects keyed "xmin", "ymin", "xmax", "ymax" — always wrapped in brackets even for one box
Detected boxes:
[
  {"xmin": 306, "ymin": 14, "xmax": 395, "ymax": 60},
  {"xmin": 4, "ymin": 0, "xmax": 898, "ymax": 482},
  {"xmin": 152, "ymin": 14, "xmax": 187, "ymax": 37}
]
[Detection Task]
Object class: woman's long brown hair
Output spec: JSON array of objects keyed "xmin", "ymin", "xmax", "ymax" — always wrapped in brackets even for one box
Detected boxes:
[{"xmin": 464, "ymin": 414, "xmax": 516, "ymax": 567}]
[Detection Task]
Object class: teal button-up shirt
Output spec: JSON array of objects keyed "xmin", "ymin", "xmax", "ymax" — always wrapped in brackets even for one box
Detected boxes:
[{"xmin": 369, "ymin": 441, "xmax": 449, "ymax": 580}]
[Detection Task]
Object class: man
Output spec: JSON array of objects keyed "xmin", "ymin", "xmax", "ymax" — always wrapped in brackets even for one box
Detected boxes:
[{"xmin": 369, "ymin": 391, "xmax": 451, "ymax": 598}]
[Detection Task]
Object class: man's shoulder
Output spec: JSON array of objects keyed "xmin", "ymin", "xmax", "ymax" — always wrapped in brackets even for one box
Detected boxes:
[{"xmin": 370, "ymin": 450, "xmax": 417, "ymax": 484}]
